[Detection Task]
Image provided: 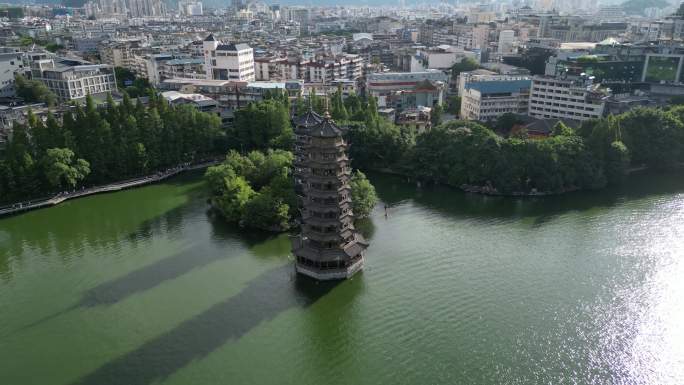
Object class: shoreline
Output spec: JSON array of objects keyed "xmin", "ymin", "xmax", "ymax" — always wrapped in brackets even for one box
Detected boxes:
[
  {"xmin": 0, "ymin": 160, "xmax": 220, "ymax": 218},
  {"xmin": 367, "ymin": 164, "xmax": 684, "ymax": 198}
]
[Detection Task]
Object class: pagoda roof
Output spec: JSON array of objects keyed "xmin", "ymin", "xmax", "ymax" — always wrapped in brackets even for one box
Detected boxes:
[
  {"xmin": 293, "ymin": 109, "xmax": 324, "ymax": 128},
  {"xmin": 311, "ymin": 115, "xmax": 345, "ymax": 138}
]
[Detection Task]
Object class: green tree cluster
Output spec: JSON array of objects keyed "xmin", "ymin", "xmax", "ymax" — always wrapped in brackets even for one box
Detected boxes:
[
  {"xmin": 349, "ymin": 107, "xmax": 684, "ymax": 195},
  {"xmin": 231, "ymin": 89, "xmax": 293, "ymax": 151},
  {"xmin": 0, "ymin": 93, "xmax": 223, "ymax": 204},
  {"xmin": 205, "ymin": 150, "xmax": 296, "ymax": 231},
  {"xmin": 350, "ymin": 171, "xmax": 378, "ymax": 218},
  {"xmin": 15, "ymin": 74, "xmax": 57, "ymax": 107},
  {"xmin": 450, "ymin": 57, "xmax": 480, "ymax": 80},
  {"xmin": 114, "ymin": 67, "xmax": 153, "ymax": 98}
]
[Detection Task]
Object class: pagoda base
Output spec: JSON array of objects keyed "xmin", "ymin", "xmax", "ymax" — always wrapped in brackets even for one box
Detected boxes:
[{"xmin": 295, "ymin": 257, "xmax": 364, "ymax": 281}]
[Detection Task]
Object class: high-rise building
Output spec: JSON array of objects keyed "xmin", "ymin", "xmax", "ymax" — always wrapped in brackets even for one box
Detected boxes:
[
  {"xmin": 126, "ymin": 0, "xmax": 164, "ymax": 17},
  {"xmin": 498, "ymin": 30, "xmax": 516, "ymax": 54},
  {"xmin": 291, "ymin": 110, "xmax": 368, "ymax": 280},
  {"xmin": 202, "ymin": 34, "xmax": 255, "ymax": 81}
]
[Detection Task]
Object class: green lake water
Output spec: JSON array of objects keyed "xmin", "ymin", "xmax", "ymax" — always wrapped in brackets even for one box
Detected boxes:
[{"xmin": 1, "ymin": 170, "xmax": 684, "ymax": 385}]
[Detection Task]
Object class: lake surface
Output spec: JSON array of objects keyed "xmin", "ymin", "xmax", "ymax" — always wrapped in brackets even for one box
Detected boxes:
[{"xmin": 1, "ymin": 170, "xmax": 684, "ymax": 385}]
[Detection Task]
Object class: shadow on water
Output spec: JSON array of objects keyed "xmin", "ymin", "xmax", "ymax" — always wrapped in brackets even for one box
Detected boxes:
[
  {"xmin": 13, "ymin": 179, "xmax": 292, "ymax": 334},
  {"xmin": 368, "ymin": 170, "xmax": 684, "ymax": 225},
  {"xmin": 70, "ymin": 265, "xmax": 341, "ymax": 385}
]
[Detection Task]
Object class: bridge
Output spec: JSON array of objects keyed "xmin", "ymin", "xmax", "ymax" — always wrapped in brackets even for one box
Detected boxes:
[{"xmin": 0, "ymin": 160, "xmax": 219, "ymax": 218}]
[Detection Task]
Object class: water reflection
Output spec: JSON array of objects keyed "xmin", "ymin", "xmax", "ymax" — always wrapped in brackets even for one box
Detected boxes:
[
  {"xmin": 0, "ymin": 177, "xmax": 207, "ymax": 279},
  {"xmin": 369, "ymin": 170, "xmax": 684, "ymax": 225}
]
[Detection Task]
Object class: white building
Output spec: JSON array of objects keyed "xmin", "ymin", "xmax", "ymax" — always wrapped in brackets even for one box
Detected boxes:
[
  {"xmin": 0, "ymin": 50, "xmax": 27, "ymax": 98},
  {"xmin": 413, "ymin": 45, "xmax": 478, "ymax": 71},
  {"xmin": 202, "ymin": 34, "xmax": 255, "ymax": 81},
  {"xmin": 460, "ymin": 79, "xmax": 531, "ymax": 121},
  {"xmin": 528, "ymin": 76, "xmax": 608, "ymax": 121},
  {"xmin": 498, "ymin": 30, "xmax": 516, "ymax": 54},
  {"xmin": 30, "ymin": 58, "xmax": 117, "ymax": 101}
]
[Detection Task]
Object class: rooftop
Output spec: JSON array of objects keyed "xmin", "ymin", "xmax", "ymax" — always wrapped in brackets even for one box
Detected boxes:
[
  {"xmin": 465, "ymin": 80, "xmax": 532, "ymax": 95},
  {"xmin": 216, "ymin": 43, "xmax": 251, "ymax": 51}
]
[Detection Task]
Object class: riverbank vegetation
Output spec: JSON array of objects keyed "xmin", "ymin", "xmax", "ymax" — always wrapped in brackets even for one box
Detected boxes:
[
  {"xmin": 205, "ymin": 149, "xmax": 378, "ymax": 231},
  {"xmin": 352, "ymin": 106, "xmax": 684, "ymax": 195},
  {"xmin": 0, "ymin": 93, "xmax": 223, "ymax": 204}
]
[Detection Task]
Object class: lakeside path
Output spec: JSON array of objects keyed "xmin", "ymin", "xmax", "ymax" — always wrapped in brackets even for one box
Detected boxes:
[{"xmin": 0, "ymin": 160, "xmax": 220, "ymax": 218}]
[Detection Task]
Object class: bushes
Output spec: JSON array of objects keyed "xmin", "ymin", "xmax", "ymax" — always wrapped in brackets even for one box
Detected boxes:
[{"xmin": 205, "ymin": 150, "xmax": 295, "ymax": 231}]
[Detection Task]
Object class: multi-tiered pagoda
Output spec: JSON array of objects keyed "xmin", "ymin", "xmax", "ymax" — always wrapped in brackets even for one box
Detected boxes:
[{"xmin": 291, "ymin": 109, "xmax": 368, "ymax": 280}]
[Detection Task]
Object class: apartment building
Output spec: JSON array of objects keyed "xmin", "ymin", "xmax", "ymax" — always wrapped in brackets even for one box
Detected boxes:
[
  {"xmin": 528, "ymin": 75, "xmax": 608, "ymax": 121},
  {"xmin": 203, "ymin": 34, "xmax": 255, "ymax": 82},
  {"xmin": 305, "ymin": 54, "xmax": 363, "ymax": 84},
  {"xmin": 31, "ymin": 58, "xmax": 117, "ymax": 101},
  {"xmin": 0, "ymin": 50, "xmax": 27, "ymax": 98},
  {"xmin": 460, "ymin": 79, "xmax": 532, "ymax": 121}
]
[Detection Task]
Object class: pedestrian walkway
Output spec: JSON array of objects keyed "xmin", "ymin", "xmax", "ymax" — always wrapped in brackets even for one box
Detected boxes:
[{"xmin": 0, "ymin": 160, "xmax": 220, "ymax": 218}]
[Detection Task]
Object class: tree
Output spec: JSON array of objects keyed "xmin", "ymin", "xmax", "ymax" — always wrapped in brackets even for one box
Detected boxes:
[
  {"xmin": 431, "ymin": 104, "xmax": 443, "ymax": 126},
  {"xmin": 42, "ymin": 148, "xmax": 91, "ymax": 190},
  {"xmin": 494, "ymin": 112, "xmax": 523, "ymax": 136},
  {"xmin": 350, "ymin": 171, "xmax": 378, "ymax": 218},
  {"xmin": 552, "ymin": 121, "xmax": 575, "ymax": 137},
  {"xmin": 211, "ymin": 170, "xmax": 255, "ymax": 222},
  {"xmin": 447, "ymin": 96, "xmax": 461, "ymax": 115},
  {"xmin": 114, "ymin": 67, "xmax": 151, "ymax": 98},
  {"xmin": 15, "ymin": 74, "xmax": 57, "ymax": 107},
  {"xmin": 232, "ymin": 99, "xmax": 293, "ymax": 151},
  {"xmin": 450, "ymin": 57, "xmax": 479, "ymax": 79},
  {"xmin": 45, "ymin": 43, "xmax": 65, "ymax": 53},
  {"xmin": 241, "ymin": 189, "xmax": 290, "ymax": 231},
  {"xmin": 619, "ymin": 108, "xmax": 683, "ymax": 168}
]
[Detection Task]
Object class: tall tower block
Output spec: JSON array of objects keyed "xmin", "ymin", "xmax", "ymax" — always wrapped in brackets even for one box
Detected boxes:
[{"xmin": 291, "ymin": 110, "xmax": 368, "ymax": 280}]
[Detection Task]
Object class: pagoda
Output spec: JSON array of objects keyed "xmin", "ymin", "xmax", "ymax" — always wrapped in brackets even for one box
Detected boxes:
[{"xmin": 291, "ymin": 109, "xmax": 368, "ymax": 280}]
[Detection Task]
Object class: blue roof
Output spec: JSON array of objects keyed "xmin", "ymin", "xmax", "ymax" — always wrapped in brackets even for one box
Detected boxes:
[{"xmin": 465, "ymin": 80, "xmax": 531, "ymax": 95}]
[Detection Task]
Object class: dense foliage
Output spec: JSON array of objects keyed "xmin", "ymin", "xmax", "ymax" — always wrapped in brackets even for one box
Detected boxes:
[
  {"xmin": 205, "ymin": 150, "xmax": 295, "ymax": 231},
  {"xmin": 450, "ymin": 57, "xmax": 479, "ymax": 80},
  {"xmin": 205, "ymin": 150, "xmax": 379, "ymax": 231},
  {"xmin": 230, "ymin": 90, "xmax": 293, "ymax": 151},
  {"xmin": 0, "ymin": 93, "xmax": 223, "ymax": 204},
  {"xmin": 349, "ymin": 107, "xmax": 684, "ymax": 195},
  {"xmin": 350, "ymin": 171, "xmax": 379, "ymax": 218},
  {"xmin": 115, "ymin": 67, "xmax": 153, "ymax": 98},
  {"xmin": 15, "ymin": 74, "xmax": 58, "ymax": 107}
]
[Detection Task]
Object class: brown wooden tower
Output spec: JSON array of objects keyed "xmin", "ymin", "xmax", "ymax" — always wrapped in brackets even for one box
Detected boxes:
[{"xmin": 291, "ymin": 109, "xmax": 368, "ymax": 280}]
